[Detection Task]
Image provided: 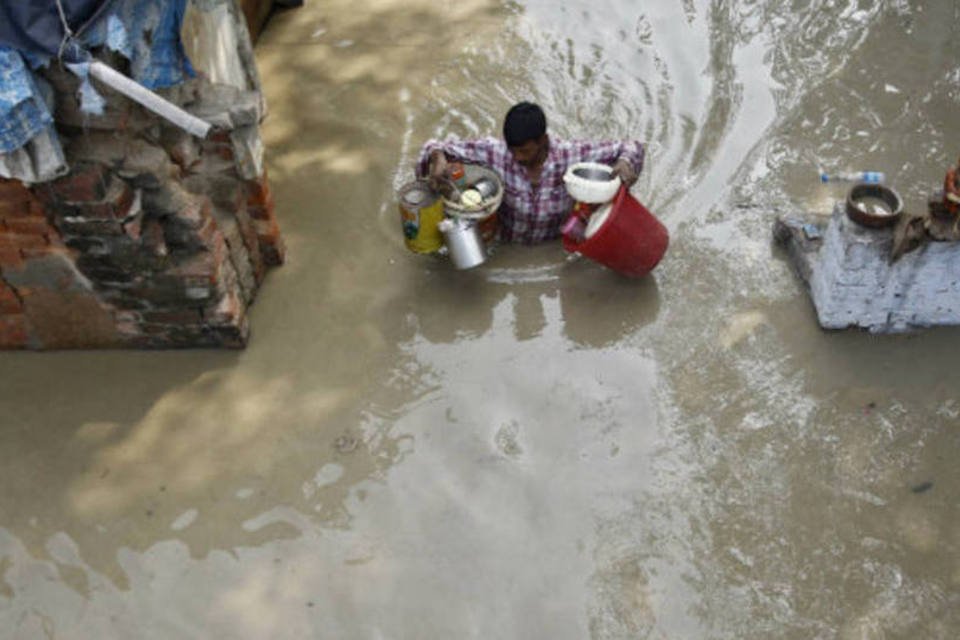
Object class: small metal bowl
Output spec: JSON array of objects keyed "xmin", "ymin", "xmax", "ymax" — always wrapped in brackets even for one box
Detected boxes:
[
  {"xmin": 845, "ymin": 183, "xmax": 903, "ymax": 228},
  {"xmin": 572, "ymin": 166, "xmax": 614, "ymax": 181},
  {"xmin": 472, "ymin": 177, "xmax": 498, "ymax": 199}
]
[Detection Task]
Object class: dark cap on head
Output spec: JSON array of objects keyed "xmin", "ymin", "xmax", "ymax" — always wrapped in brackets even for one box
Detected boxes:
[{"xmin": 503, "ymin": 102, "xmax": 546, "ymax": 147}]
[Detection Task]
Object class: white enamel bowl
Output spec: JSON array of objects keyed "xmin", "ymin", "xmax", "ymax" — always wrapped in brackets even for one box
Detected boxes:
[{"xmin": 563, "ymin": 162, "xmax": 621, "ymax": 204}]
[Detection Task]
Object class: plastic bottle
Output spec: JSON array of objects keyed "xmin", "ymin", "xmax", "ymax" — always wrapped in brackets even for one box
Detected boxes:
[
  {"xmin": 561, "ymin": 202, "xmax": 595, "ymax": 242},
  {"xmin": 819, "ymin": 170, "xmax": 886, "ymax": 184}
]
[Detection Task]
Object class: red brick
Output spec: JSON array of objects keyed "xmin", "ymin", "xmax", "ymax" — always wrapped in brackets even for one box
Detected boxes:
[
  {"xmin": 167, "ymin": 137, "xmax": 200, "ymax": 171},
  {"xmin": 0, "ymin": 246, "xmax": 24, "ymax": 270},
  {"xmin": 19, "ymin": 246, "xmax": 55, "ymax": 261},
  {"xmin": 254, "ymin": 217, "xmax": 281, "ymax": 241},
  {"xmin": 254, "ymin": 218, "xmax": 286, "ymax": 266},
  {"xmin": 234, "ymin": 207, "xmax": 265, "ymax": 282},
  {"xmin": 123, "ymin": 213, "xmax": 143, "ymax": 241},
  {"xmin": 245, "ymin": 175, "xmax": 274, "ymax": 209},
  {"xmin": 141, "ymin": 218, "xmax": 168, "ymax": 257},
  {"xmin": 6, "ymin": 217, "xmax": 53, "ymax": 236},
  {"xmin": 142, "ymin": 309, "xmax": 203, "ymax": 325},
  {"xmin": 14, "ymin": 286, "xmax": 35, "ymax": 299},
  {"xmin": 0, "ymin": 196, "xmax": 31, "ymax": 218},
  {"xmin": 168, "ymin": 251, "xmax": 219, "ymax": 284},
  {"xmin": 46, "ymin": 230, "xmax": 66, "ymax": 248},
  {"xmin": 0, "ymin": 178, "xmax": 30, "ymax": 200},
  {"xmin": 23, "ymin": 246, "xmax": 74, "ymax": 265},
  {"xmin": 0, "ymin": 283, "xmax": 22, "ymax": 314},
  {"xmin": 245, "ymin": 204, "xmax": 271, "ymax": 222},
  {"xmin": 27, "ymin": 198, "xmax": 48, "ymax": 218},
  {"xmin": 207, "ymin": 130, "xmax": 232, "ymax": 144},
  {"xmin": 201, "ymin": 140, "xmax": 234, "ymax": 162},
  {"xmin": 194, "ymin": 217, "xmax": 223, "ymax": 246},
  {"xmin": 66, "ymin": 178, "xmax": 134, "ymax": 219},
  {"xmin": 175, "ymin": 198, "xmax": 212, "ymax": 230},
  {"xmin": 261, "ymin": 242, "xmax": 285, "ymax": 267},
  {"xmin": 206, "ymin": 232, "xmax": 229, "ymax": 266},
  {"xmin": 0, "ymin": 314, "xmax": 29, "ymax": 348},
  {"xmin": 0, "ymin": 233, "xmax": 48, "ymax": 251},
  {"xmin": 44, "ymin": 163, "xmax": 109, "ymax": 202},
  {"xmin": 203, "ymin": 289, "xmax": 244, "ymax": 325}
]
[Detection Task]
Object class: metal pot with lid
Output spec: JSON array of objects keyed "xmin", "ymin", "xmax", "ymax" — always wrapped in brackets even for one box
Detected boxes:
[{"xmin": 438, "ymin": 217, "xmax": 487, "ymax": 270}]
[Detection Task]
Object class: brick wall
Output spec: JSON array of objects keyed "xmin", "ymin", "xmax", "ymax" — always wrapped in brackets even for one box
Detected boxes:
[{"xmin": 0, "ymin": 70, "xmax": 284, "ymax": 349}]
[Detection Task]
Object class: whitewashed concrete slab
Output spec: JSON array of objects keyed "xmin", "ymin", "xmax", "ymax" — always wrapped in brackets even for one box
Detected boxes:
[{"xmin": 775, "ymin": 205, "xmax": 960, "ymax": 333}]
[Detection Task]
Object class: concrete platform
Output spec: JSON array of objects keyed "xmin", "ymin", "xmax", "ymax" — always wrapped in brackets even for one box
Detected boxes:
[{"xmin": 774, "ymin": 205, "xmax": 960, "ymax": 333}]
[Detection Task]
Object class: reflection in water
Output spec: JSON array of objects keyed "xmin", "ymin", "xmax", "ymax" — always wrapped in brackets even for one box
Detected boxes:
[
  {"xmin": 0, "ymin": 360, "xmax": 410, "ymax": 588},
  {"xmin": 1, "ymin": 0, "xmax": 960, "ymax": 637},
  {"xmin": 560, "ymin": 260, "xmax": 661, "ymax": 349},
  {"xmin": 387, "ymin": 245, "xmax": 662, "ymax": 350}
]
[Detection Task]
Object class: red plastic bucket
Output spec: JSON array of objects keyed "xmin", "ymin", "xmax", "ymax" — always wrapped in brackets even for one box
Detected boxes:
[{"xmin": 562, "ymin": 186, "xmax": 669, "ymax": 277}]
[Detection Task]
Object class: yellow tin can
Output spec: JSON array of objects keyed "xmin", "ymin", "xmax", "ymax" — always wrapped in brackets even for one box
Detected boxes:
[{"xmin": 398, "ymin": 180, "xmax": 444, "ymax": 254}]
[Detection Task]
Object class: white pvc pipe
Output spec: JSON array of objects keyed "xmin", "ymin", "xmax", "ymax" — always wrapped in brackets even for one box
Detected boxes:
[{"xmin": 88, "ymin": 61, "xmax": 212, "ymax": 138}]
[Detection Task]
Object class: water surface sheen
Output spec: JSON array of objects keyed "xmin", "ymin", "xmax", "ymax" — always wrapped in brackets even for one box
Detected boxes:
[{"xmin": 1, "ymin": 1, "xmax": 959, "ymax": 638}]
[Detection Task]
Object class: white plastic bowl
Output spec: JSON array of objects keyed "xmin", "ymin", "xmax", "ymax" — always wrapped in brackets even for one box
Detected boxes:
[{"xmin": 563, "ymin": 162, "xmax": 621, "ymax": 204}]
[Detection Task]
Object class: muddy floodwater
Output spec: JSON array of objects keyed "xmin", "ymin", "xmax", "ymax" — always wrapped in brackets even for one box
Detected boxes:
[{"xmin": 2, "ymin": 1, "xmax": 960, "ymax": 638}]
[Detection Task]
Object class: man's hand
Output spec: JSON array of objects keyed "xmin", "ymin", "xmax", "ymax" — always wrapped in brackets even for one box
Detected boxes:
[
  {"xmin": 946, "ymin": 192, "xmax": 960, "ymax": 204},
  {"xmin": 428, "ymin": 149, "xmax": 448, "ymax": 191},
  {"xmin": 611, "ymin": 158, "xmax": 638, "ymax": 188}
]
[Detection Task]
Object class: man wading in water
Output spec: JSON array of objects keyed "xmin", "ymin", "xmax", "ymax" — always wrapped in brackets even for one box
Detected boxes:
[{"xmin": 418, "ymin": 102, "xmax": 645, "ymax": 244}]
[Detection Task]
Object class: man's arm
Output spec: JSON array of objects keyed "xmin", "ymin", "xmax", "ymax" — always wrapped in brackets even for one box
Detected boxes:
[
  {"xmin": 416, "ymin": 138, "xmax": 504, "ymax": 181},
  {"xmin": 610, "ymin": 157, "xmax": 639, "ymax": 187}
]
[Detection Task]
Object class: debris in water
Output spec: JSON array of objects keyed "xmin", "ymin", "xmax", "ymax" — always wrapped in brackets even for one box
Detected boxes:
[
  {"xmin": 495, "ymin": 421, "xmax": 523, "ymax": 457},
  {"xmin": 802, "ymin": 223, "xmax": 822, "ymax": 240},
  {"xmin": 171, "ymin": 508, "xmax": 199, "ymax": 531},
  {"xmin": 334, "ymin": 433, "xmax": 360, "ymax": 454},
  {"xmin": 911, "ymin": 481, "xmax": 933, "ymax": 494},
  {"xmin": 718, "ymin": 310, "xmax": 767, "ymax": 349}
]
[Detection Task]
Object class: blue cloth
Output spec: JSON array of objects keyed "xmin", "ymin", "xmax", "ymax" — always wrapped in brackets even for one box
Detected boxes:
[
  {"xmin": 0, "ymin": 47, "xmax": 53, "ymax": 153},
  {"xmin": 0, "ymin": 0, "xmax": 194, "ymax": 156},
  {"xmin": 0, "ymin": 1, "xmax": 111, "ymax": 58},
  {"xmin": 84, "ymin": 0, "xmax": 194, "ymax": 90}
]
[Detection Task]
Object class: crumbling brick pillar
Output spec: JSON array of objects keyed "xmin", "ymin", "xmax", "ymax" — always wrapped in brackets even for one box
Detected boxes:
[{"xmin": 0, "ymin": 65, "xmax": 284, "ymax": 349}]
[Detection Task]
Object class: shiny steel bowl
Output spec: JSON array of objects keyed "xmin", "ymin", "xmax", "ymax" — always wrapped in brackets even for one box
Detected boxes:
[
  {"xmin": 572, "ymin": 166, "xmax": 613, "ymax": 181},
  {"xmin": 564, "ymin": 162, "xmax": 621, "ymax": 204},
  {"xmin": 472, "ymin": 177, "xmax": 497, "ymax": 199}
]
